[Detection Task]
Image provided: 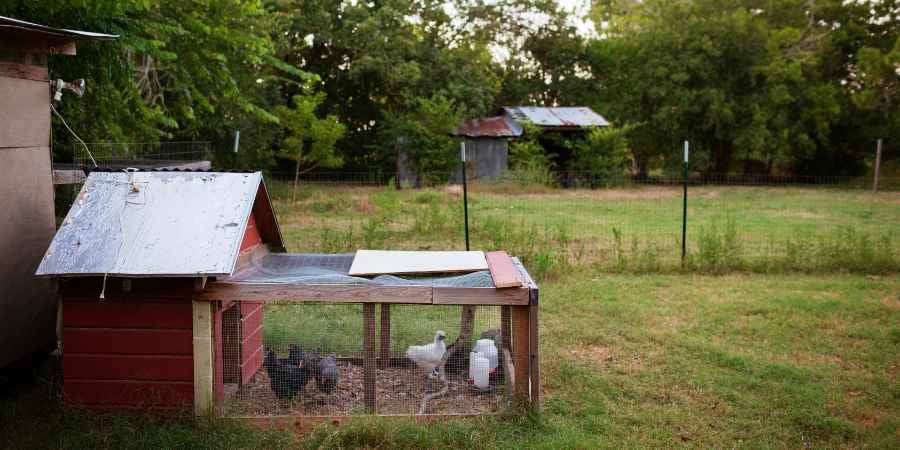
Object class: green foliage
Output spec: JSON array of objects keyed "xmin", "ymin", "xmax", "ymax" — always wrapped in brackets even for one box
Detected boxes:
[
  {"xmin": 0, "ymin": 0, "xmax": 304, "ymax": 167},
  {"xmin": 5, "ymin": 0, "xmax": 896, "ymax": 176},
  {"xmin": 692, "ymin": 219, "xmax": 744, "ymax": 273},
  {"xmin": 382, "ymin": 95, "xmax": 462, "ymax": 184},
  {"xmin": 269, "ymin": 0, "xmax": 502, "ymax": 171},
  {"xmin": 275, "ymin": 92, "xmax": 346, "ymax": 173},
  {"xmin": 852, "ymin": 37, "xmax": 900, "ymax": 138},
  {"xmin": 508, "ymin": 123, "xmax": 555, "ymax": 186},
  {"xmin": 567, "ymin": 126, "xmax": 632, "ymax": 184},
  {"xmin": 586, "ymin": 0, "xmax": 896, "ymax": 176}
]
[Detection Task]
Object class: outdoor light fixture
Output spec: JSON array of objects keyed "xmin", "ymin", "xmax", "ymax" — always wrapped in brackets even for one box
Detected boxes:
[{"xmin": 51, "ymin": 78, "xmax": 85, "ymax": 102}]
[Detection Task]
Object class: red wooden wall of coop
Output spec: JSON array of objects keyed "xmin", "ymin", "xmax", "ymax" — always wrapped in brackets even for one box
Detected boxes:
[
  {"xmin": 238, "ymin": 212, "xmax": 265, "ymax": 384},
  {"xmin": 61, "ymin": 296, "xmax": 194, "ymax": 411},
  {"xmin": 215, "ymin": 211, "xmax": 266, "ymax": 400},
  {"xmin": 61, "ymin": 209, "xmax": 267, "ymax": 412}
]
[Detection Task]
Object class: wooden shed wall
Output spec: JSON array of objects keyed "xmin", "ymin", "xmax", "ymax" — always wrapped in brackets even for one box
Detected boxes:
[
  {"xmin": 0, "ymin": 65, "xmax": 58, "ymax": 367},
  {"xmin": 62, "ymin": 297, "xmax": 194, "ymax": 411}
]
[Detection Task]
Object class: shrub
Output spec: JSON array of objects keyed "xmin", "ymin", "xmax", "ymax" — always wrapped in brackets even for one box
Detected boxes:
[
  {"xmin": 508, "ymin": 123, "xmax": 556, "ymax": 187},
  {"xmin": 566, "ymin": 125, "xmax": 632, "ymax": 186}
]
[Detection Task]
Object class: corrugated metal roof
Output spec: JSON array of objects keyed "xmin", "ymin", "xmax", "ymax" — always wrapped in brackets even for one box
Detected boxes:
[
  {"xmin": 452, "ymin": 115, "xmax": 523, "ymax": 138},
  {"xmin": 503, "ymin": 106, "xmax": 609, "ymax": 128},
  {"xmin": 0, "ymin": 16, "xmax": 118, "ymax": 40},
  {"xmin": 36, "ymin": 171, "xmax": 268, "ymax": 278}
]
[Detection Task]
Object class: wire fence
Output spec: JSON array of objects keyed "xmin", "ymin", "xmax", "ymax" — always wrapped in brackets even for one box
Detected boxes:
[
  {"xmin": 72, "ymin": 141, "xmax": 211, "ymax": 169},
  {"xmin": 263, "ymin": 170, "xmax": 900, "ymax": 275},
  {"xmin": 222, "ymin": 301, "xmax": 511, "ymax": 417}
]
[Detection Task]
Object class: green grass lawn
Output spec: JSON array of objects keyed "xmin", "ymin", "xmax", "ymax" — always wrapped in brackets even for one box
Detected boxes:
[
  {"xmin": 269, "ymin": 181, "xmax": 899, "ymax": 275},
  {"xmin": 3, "ymin": 273, "xmax": 897, "ymax": 449}
]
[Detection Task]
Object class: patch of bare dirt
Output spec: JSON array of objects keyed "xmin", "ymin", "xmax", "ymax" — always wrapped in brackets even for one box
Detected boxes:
[
  {"xmin": 567, "ymin": 345, "xmax": 614, "ymax": 364},
  {"xmin": 355, "ymin": 198, "xmax": 375, "ymax": 213},
  {"xmin": 772, "ymin": 209, "xmax": 829, "ymax": 220},
  {"xmin": 225, "ymin": 362, "xmax": 505, "ymax": 417}
]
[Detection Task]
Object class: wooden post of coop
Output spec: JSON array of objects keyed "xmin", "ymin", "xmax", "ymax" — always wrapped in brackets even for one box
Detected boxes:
[
  {"xmin": 512, "ymin": 305, "xmax": 530, "ymax": 404},
  {"xmin": 363, "ymin": 303, "xmax": 377, "ymax": 413},
  {"xmin": 379, "ymin": 304, "xmax": 391, "ymax": 369},
  {"xmin": 192, "ymin": 301, "xmax": 215, "ymax": 417},
  {"xmin": 529, "ymin": 289, "xmax": 541, "ymax": 407}
]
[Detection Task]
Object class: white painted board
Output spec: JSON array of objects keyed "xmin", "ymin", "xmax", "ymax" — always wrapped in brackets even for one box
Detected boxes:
[{"xmin": 348, "ymin": 250, "xmax": 488, "ymax": 276}]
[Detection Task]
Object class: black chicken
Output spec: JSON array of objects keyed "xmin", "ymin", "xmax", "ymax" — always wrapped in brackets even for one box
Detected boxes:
[
  {"xmin": 263, "ymin": 344, "xmax": 310, "ymax": 400},
  {"xmin": 317, "ymin": 353, "xmax": 339, "ymax": 393}
]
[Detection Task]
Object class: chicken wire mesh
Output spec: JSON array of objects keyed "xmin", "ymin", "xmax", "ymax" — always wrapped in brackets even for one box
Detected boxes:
[{"xmin": 221, "ymin": 301, "xmax": 513, "ymax": 417}]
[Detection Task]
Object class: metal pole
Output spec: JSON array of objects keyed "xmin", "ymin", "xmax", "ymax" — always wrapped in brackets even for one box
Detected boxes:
[
  {"xmin": 873, "ymin": 138, "xmax": 882, "ymax": 193},
  {"xmin": 681, "ymin": 141, "xmax": 689, "ymax": 265},
  {"xmin": 461, "ymin": 141, "xmax": 470, "ymax": 251}
]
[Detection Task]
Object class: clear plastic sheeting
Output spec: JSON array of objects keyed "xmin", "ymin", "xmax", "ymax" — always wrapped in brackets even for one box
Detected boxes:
[{"xmin": 227, "ymin": 253, "xmax": 496, "ymax": 287}]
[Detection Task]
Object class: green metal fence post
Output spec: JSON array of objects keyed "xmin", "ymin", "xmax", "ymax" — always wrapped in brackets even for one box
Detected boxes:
[
  {"xmin": 681, "ymin": 141, "xmax": 689, "ymax": 266},
  {"xmin": 461, "ymin": 141, "xmax": 470, "ymax": 251}
]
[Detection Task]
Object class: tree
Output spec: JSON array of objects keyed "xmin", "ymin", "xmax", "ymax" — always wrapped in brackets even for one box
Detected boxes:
[
  {"xmin": 268, "ymin": 0, "xmax": 503, "ymax": 173},
  {"xmin": 852, "ymin": 38, "xmax": 900, "ymax": 140},
  {"xmin": 275, "ymin": 92, "xmax": 346, "ymax": 202},
  {"xmin": 586, "ymin": 0, "xmax": 854, "ymax": 176},
  {"xmin": 0, "ymin": 0, "xmax": 304, "ymax": 167}
]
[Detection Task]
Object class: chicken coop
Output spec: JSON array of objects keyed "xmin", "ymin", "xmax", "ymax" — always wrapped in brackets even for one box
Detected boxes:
[{"xmin": 37, "ymin": 170, "xmax": 540, "ymax": 429}]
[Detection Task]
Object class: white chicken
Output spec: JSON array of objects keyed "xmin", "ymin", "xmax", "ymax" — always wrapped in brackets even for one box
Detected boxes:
[{"xmin": 405, "ymin": 330, "xmax": 447, "ymax": 375}]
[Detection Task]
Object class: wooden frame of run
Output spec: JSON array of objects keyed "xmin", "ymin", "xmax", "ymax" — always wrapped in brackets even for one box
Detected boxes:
[{"xmin": 191, "ymin": 261, "xmax": 540, "ymax": 422}]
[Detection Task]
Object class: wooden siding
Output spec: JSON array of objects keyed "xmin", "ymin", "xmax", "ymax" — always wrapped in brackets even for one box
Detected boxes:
[
  {"xmin": 62, "ymin": 297, "xmax": 194, "ymax": 410},
  {"xmin": 240, "ymin": 301, "xmax": 264, "ymax": 385},
  {"xmin": 220, "ymin": 300, "xmax": 265, "ymax": 387},
  {"xmin": 0, "ymin": 76, "xmax": 50, "ymax": 148},
  {"xmin": 240, "ymin": 213, "xmax": 262, "ymax": 252}
]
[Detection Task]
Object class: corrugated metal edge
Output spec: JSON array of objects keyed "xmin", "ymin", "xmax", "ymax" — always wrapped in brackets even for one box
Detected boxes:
[
  {"xmin": 504, "ymin": 115, "xmax": 524, "ymax": 136},
  {"xmin": 35, "ymin": 172, "xmax": 264, "ymax": 279},
  {"xmin": 0, "ymin": 15, "xmax": 118, "ymax": 40},
  {"xmin": 501, "ymin": 106, "xmax": 609, "ymax": 128}
]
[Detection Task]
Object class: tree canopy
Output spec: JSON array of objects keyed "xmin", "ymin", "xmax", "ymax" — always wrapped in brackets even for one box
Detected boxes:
[{"xmin": 2, "ymin": 0, "xmax": 896, "ymax": 177}]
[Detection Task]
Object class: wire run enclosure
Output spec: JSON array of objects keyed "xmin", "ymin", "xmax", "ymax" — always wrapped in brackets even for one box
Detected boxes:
[
  {"xmin": 55, "ymin": 259, "xmax": 539, "ymax": 428},
  {"xmin": 195, "ymin": 258, "xmax": 540, "ymax": 429}
]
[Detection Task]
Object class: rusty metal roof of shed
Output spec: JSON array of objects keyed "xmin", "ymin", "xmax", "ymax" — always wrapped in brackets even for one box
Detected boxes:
[
  {"xmin": 502, "ymin": 106, "xmax": 609, "ymax": 128},
  {"xmin": 451, "ymin": 115, "xmax": 523, "ymax": 138},
  {"xmin": 0, "ymin": 16, "xmax": 118, "ymax": 41},
  {"xmin": 36, "ymin": 171, "xmax": 282, "ymax": 278}
]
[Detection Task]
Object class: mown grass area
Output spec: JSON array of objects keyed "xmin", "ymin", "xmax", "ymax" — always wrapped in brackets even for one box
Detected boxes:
[
  {"xmin": 3, "ymin": 273, "xmax": 897, "ymax": 448},
  {"xmin": 267, "ymin": 180, "xmax": 899, "ymax": 277}
]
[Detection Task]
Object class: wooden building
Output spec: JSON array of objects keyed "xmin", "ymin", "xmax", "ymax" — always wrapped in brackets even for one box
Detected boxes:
[
  {"xmin": 38, "ymin": 170, "xmax": 540, "ymax": 423},
  {"xmin": 451, "ymin": 106, "xmax": 611, "ymax": 181},
  {"xmin": 0, "ymin": 16, "xmax": 116, "ymax": 368},
  {"xmin": 37, "ymin": 170, "xmax": 282, "ymax": 412}
]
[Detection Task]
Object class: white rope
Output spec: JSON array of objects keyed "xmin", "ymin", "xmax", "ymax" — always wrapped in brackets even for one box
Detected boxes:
[{"xmin": 50, "ymin": 103, "xmax": 97, "ymax": 168}]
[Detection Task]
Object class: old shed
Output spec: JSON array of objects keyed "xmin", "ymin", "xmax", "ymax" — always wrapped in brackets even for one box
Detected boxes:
[
  {"xmin": 451, "ymin": 106, "xmax": 610, "ymax": 181},
  {"xmin": 0, "ymin": 16, "xmax": 116, "ymax": 368}
]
